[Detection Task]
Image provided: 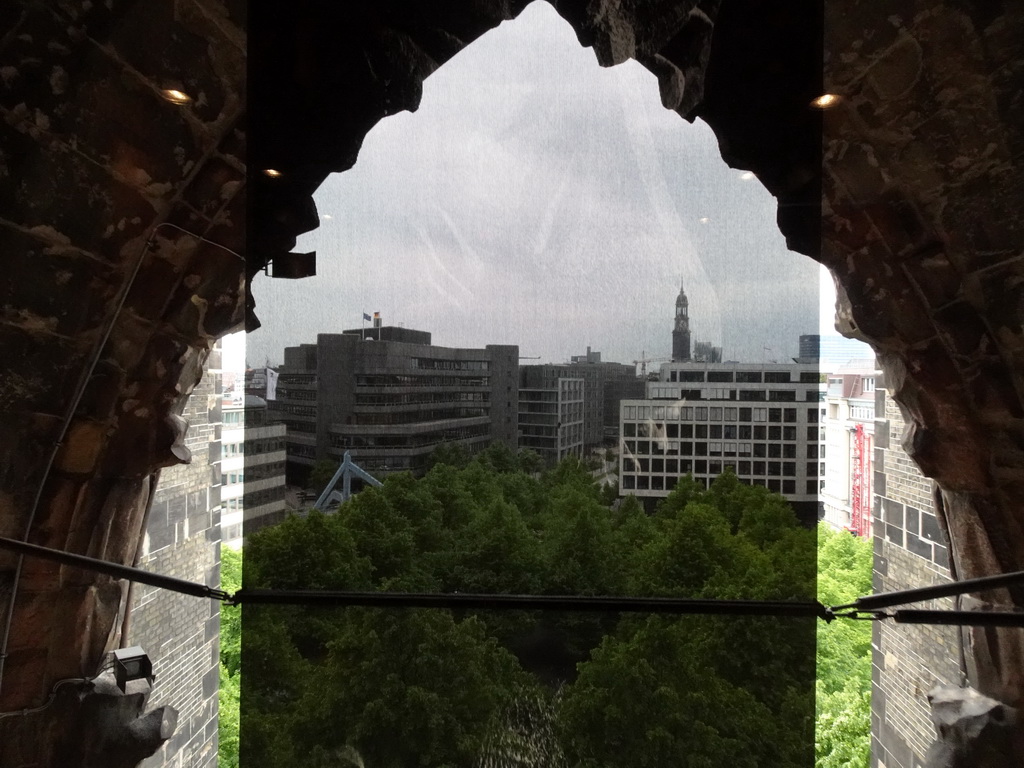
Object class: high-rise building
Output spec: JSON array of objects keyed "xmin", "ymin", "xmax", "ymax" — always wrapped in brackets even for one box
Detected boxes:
[
  {"xmin": 671, "ymin": 280, "xmax": 691, "ymax": 362},
  {"xmin": 517, "ymin": 376, "xmax": 585, "ymax": 464},
  {"xmin": 269, "ymin": 328, "xmax": 519, "ymax": 481},
  {"xmin": 220, "ymin": 395, "xmax": 287, "ymax": 546},
  {"xmin": 620, "ymin": 360, "xmax": 825, "ymax": 523}
]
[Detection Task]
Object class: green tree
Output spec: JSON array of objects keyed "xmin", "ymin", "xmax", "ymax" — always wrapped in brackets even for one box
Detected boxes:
[
  {"xmin": 290, "ymin": 609, "xmax": 536, "ymax": 768},
  {"xmin": 815, "ymin": 524, "xmax": 873, "ymax": 768},
  {"xmin": 219, "ymin": 546, "xmax": 243, "ymax": 768},
  {"xmin": 307, "ymin": 458, "xmax": 338, "ymax": 495},
  {"xmin": 558, "ymin": 617, "xmax": 777, "ymax": 768}
]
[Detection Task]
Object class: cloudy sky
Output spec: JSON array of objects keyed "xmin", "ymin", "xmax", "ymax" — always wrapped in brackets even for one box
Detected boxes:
[{"xmin": 243, "ymin": 2, "xmax": 859, "ymax": 370}]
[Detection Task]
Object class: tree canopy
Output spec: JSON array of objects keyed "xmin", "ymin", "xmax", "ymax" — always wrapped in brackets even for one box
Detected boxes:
[{"xmin": 237, "ymin": 447, "xmax": 861, "ymax": 767}]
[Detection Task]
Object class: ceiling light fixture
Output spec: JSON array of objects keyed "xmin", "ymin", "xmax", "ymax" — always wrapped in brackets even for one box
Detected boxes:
[
  {"xmin": 160, "ymin": 88, "xmax": 192, "ymax": 105},
  {"xmin": 263, "ymin": 169, "xmax": 283, "ymax": 178},
  {"xmin": 810, "ymin": 93, "xmax": 842, "ymax": 109}
]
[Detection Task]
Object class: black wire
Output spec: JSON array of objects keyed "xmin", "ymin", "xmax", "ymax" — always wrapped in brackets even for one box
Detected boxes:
[{"xmin": 229, "ymin": 588, "xmax": 830, "ymax": 619}]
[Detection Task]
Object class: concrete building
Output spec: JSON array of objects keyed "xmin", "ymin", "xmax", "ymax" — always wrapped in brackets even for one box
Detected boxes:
[
  {"xmin": 619, "ymin": 361, "xmax": 824, "ymax": 522},
  {"xmin": 821, "ymin": 362, "xmax": 879, "ymax": 535},
  {"xmin": 270, "ymin": 328, "xmax": 519, "ymax": 481},
  {"xmin": 518, "ymin": 376, "xmax": 585, "ymax": 464},
  {"xmin": 221, "ymin": 396, "xmax": 287, "ymax": 547},
  {"xmin": 871, "ymin": 381, "xmax": 962, "ymax": 768},
  {"xmin": 520, "ymin": 356, "xmax": 637, "ymax": 448}
]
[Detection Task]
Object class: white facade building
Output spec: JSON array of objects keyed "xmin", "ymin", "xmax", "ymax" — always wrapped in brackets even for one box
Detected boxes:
[
  {"xmin": 221, "ymin": 395, "xmax": 287, "ymax": 547},
  {"xmin": 821, "ymin": 363, "xmax": 878, "ymax": 536},
  {"xmin": 619, "ymin": 362, "xmax": 825, "ymax": 517}
]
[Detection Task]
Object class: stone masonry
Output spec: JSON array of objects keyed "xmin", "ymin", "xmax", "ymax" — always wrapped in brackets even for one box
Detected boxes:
[
  {"xmin": 872, "ymin": 382, "xmax": 963, "ymax": 768},
  {"xmin": 124, "ymin": 350, "xmax": 223, "ymax": 768}
]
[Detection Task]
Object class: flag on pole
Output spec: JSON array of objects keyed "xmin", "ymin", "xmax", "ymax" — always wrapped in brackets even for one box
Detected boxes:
[{"xmin": 363, "ymin": 312, "xmax": 371, "ymax": 321}]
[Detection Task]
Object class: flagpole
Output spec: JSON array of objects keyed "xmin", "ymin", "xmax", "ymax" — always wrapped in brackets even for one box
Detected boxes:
[{"xmin": 362, "ymin": 310, "xmax": 366, "ymax": 341}]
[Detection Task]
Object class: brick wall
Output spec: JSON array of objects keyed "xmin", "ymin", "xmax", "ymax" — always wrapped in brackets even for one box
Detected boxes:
[
  {"xmin": 126, "ymin": 351, "xmax": 222, "ymax": 768},
  {"xmin": 871, "ymin": 386, "xmax": 962, "ymax": 768}
]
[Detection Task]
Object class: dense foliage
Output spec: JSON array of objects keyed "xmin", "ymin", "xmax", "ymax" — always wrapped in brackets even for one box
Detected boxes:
[
  {"xmin": 815, "ymin": 524, "xmax": 873, "ymax": 768},
  {"xmin": 230, "ymin": 443, "xmax": 865, "ymax": 766},
  {"xmin": 219, "ymin": 546, "xmax": 242, "ymax": 768}
]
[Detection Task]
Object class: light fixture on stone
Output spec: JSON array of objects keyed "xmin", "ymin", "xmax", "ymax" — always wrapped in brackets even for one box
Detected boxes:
[
  {"xmin": 112, "ymin": 646, "xmax": 155, "ymax": 695},
  {"xmin": 160, "ymin": 87, "xmax": 192, "ymax": 105},
  {"xmin": 263, "ymin": 168, "xmax": 283, "ymax": 178},
  {"xmin": 810, "ymin": 93, "xmax": 842, "ymax": 109}
]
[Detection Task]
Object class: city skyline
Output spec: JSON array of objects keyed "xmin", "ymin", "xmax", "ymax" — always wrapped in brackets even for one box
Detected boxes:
[{"xmin": 241, "ymin": 2, "xmax": 865, "ymax": 373}]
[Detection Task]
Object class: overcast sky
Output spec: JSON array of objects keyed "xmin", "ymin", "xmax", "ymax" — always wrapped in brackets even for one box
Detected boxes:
[{"xmin": 243, "ymin": 2, "xmax": 860, "ymax": 371}]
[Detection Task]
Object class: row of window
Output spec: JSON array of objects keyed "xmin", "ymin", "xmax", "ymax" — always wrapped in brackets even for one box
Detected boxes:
[
  {"xmin": 329, "ymin": 423, "xmax": 491, "ymax": 450},
  {"xmin": 624, "ymin": 440, "xmax": 823, "ymax": 459},
  {"xmin": 625, "ymin": 422, "xmax": 817, "ymax": 440},
  {"xmin": 350, "ymin": 407, "xmax": 487, "ymax": 426},
  {"xmin": 355, "ymin": 374, "xmax": 491, "ymax": 388},
  {"xmin": 245, "ymin": 461, "xmax": 286, "ymax": 482},
  {"xmin": 623, "ymin": 474, "xmax": 823, "ymax": 495},
  {"xmin": 668, "ymin": 370, "xmax": 819, "ymax": 384},
  {"xmin": 623, "ymin": 406, "xmax": 813, "ymax": 423},
  {"xmin": 647, "ymin": 388, "xmax": 819, "ymax": 402},
  {"xmin": 412, "ymin": 358, "xmax": 490, "ymax": 371},
  {"xmin": 624, "ymin": 457, "xmax": 825, "ymax": 477},
  {"xmin": 355, "ymin": 391, "xmax": 489, "ymax": 406}
]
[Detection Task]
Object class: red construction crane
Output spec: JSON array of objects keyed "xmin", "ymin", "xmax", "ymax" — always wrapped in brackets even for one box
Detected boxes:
[{"xmin": 850, "ymin": 423, "xmax": 868, "ymax": 537}]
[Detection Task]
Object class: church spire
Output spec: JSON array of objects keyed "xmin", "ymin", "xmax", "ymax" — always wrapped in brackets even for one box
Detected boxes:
[{"xmin": 672, "ymin": 279, "xmax": 691, "ymax": 362}]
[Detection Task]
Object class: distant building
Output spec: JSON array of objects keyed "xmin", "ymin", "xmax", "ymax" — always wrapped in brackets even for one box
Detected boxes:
[
  {"xmin": 818, "ymin": 334, "xmax": 874, "ymax": 372},
  {"xmin": 520, "ymin": 356, "xmax": 637, "ymax": 448},
  {"xmin": 518, "ymin": 376, "xmax": 585, "ymax": 464},
  {"xmin": 620, "ymin": 360, "xmax": 824, "ymax": 523},
  {"xmin": 820, "ymin": 363, "xmax": 878, "ymax": 535},
  {"xmin": 221, "ymin": 395, "xmax": 287, "ymax": 546},
  {"xmin": 270, "ymin": 327, "xmax": 519, "ymax": 481},
  {"xmin": 570, "ymin": 346, "xmax": 601, "ymax": 364},
  {"xmin": 692, "ymin": 340, "xmax": 723, "ymax": 363},
  {"xmin": 795, "ymin": 334, "xmax": 820, "ymax": 364}
]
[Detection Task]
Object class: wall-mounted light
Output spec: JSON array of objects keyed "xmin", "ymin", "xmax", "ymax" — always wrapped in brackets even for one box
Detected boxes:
[
  {"xmin": 262, "ymin": 169, "xmax": 283, "ymax": 178},
  {"xmin": 810, "ymin": 93, "xmax": 842, "ymax": 109},
  {"xmin": 160, "ymin": 88, "xmax": 192, "ymax": 105},
  {"xmin": 113, "ymin": 646, "xmax": 154, "ymax": 695}
]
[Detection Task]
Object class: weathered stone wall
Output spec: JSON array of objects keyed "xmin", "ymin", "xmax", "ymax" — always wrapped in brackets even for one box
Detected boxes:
[
  {"xmin": 820, "ymin": 1, "xmax": 1024, "ymax": 709},
  {"xmin": 125, "ymin": 353, "xmax": 222, "ymax": 768},
  {"xmin": 872, "ymin": 386, "xmax": 963, "ymax": 768},
  {"xmin": 0, "ymin": 0, "xmax": 244, "ymax": 761}
]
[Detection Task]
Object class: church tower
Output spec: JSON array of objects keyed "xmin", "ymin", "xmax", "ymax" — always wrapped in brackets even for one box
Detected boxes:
[{"xmin": 672, "ymin": 279, "xmax": 691, "ymax": 362}]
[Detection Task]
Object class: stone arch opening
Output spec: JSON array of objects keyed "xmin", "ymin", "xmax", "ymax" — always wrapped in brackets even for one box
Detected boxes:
[
  {"xmin": 250, "ymin": 1, "xmax": 1024, "ymax": 715},
  {"xmin": 1, "ymin": 0, "xmax": 1022, "ymax": 763}
]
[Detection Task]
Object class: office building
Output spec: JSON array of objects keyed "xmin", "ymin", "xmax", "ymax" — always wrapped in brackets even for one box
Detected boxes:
[
  {"xmin": 270, "ymin": 327, "xmax": 519, "ymax": 481},
  {"xmin": 620, "ymin": 360, "xmax": 824, "ymax": 522},
  {"xmin": 820, "ymin": 362, "xmax": 879, "ymax": 535},
  {"xmin": 517, "ymin": 375, "xmax": 585, "ymax": 464},
  {"xmin": 221, "ymin": 395, "xmax": 287, "ymax": 546},
  {"xmin": 520, "ymin": 355, "xmax": 637, "ymax": 448}
]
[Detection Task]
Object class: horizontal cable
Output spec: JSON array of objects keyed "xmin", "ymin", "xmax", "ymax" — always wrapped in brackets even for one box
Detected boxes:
[{"xmin": 230, "ymin": 589, "xmax": 829, "ymax": 619}]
